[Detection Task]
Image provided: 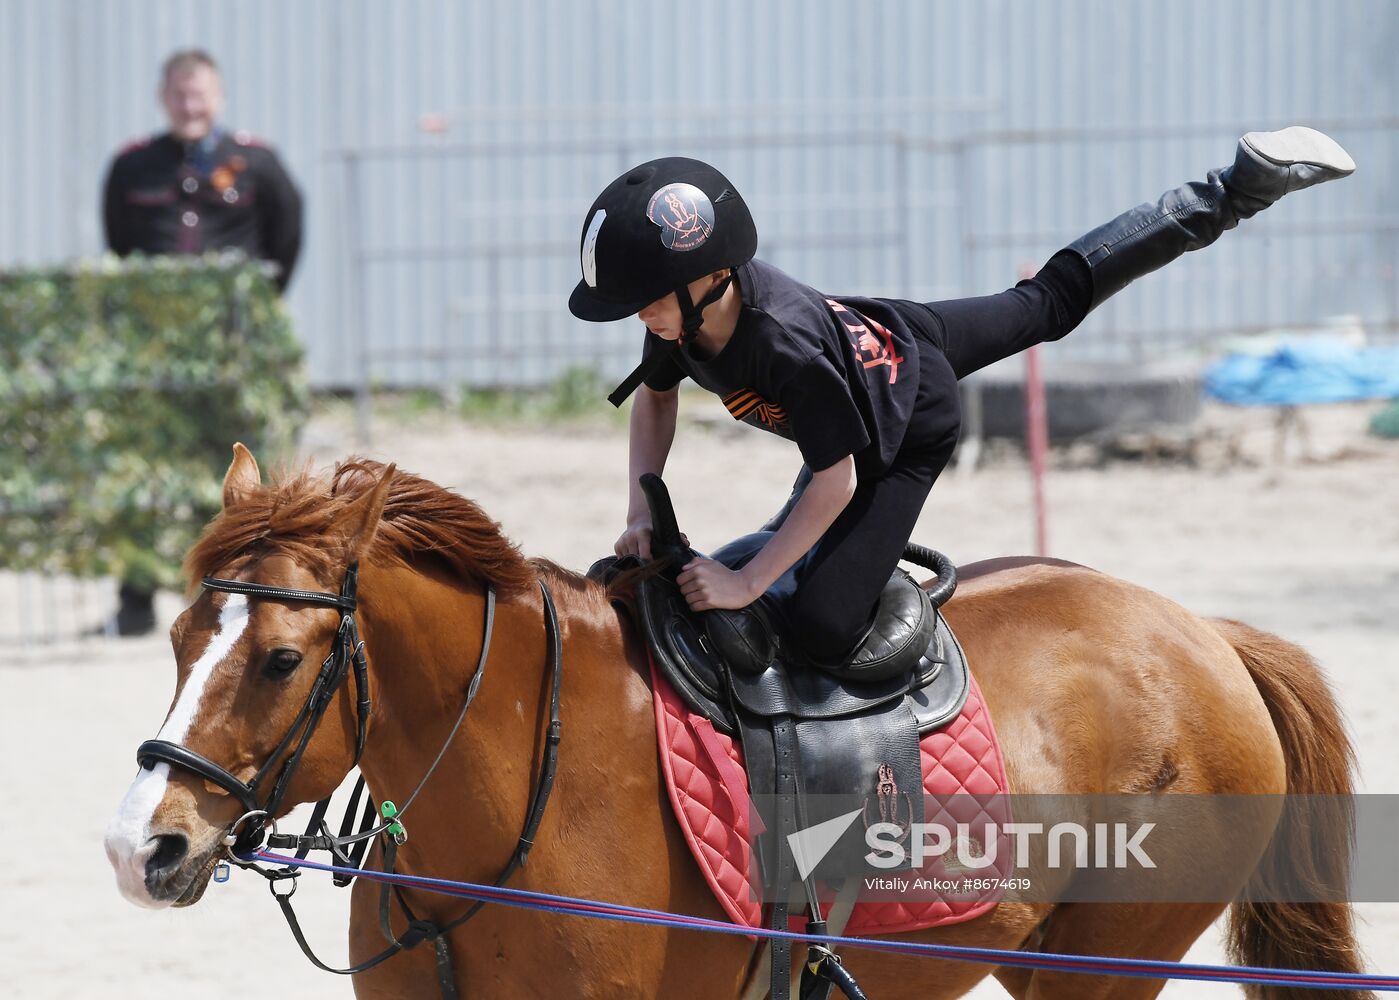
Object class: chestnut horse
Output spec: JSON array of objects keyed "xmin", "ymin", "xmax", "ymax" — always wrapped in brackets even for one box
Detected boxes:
[{"xmin": 106, "ymin": 447, "xmax": 1369, "ymax": 999}]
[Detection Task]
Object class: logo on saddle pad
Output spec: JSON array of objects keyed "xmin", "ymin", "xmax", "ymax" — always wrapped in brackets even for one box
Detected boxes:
[{"xmin": 863, "ymin": 762, "xmax": 913, "ymax": 843}]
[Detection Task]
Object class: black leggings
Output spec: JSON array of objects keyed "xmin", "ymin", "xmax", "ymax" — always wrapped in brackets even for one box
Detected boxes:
[{"xmin": 784, "ymin": 251, "xmax": 1092, "ymax": 657}]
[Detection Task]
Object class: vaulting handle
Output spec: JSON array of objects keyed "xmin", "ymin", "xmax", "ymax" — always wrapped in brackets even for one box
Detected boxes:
[
  {"xmin": 638, "ymin": 473, "xmax": 689, "ymax": 569},
  {"xmin": 902, "ymin": 543, "xmax": 958, "ymax": 609}
]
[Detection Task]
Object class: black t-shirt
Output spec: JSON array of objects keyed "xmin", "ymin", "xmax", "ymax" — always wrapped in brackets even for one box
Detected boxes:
[{"xmin": 642, "ymin": 259, "xmax": 921, "ymax": 476}]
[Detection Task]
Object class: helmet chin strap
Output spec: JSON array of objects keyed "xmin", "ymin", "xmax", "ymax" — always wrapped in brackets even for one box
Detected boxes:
[
  {"xmin": 676, "ymin": 271, "xmax": 735, "ymax": 345},
  {"xmin": 605, "ymin": 270, "xmax": 736, "ymax": 408}
]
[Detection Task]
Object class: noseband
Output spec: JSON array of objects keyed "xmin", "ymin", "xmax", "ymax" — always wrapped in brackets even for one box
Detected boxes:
[{"xmin": 137, "ymin": 564, "xmax": 371, "ymax": 851}]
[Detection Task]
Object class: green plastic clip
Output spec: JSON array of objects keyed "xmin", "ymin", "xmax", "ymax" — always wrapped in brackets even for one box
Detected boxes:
[{"xmin": 381, "ymin": 799, "xmax": 407, "ymax": 844}]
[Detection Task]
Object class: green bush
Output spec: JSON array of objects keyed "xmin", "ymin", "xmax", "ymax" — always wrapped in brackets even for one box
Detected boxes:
[
  {"xmin": 0, "ymin": 253, "xmax": 308, "ymax": 589},
  {"xmin": 455, "ymin": 366, "xmax": 619, "ymax": 423}
]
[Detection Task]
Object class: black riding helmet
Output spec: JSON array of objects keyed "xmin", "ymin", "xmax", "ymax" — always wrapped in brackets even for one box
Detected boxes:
[{"xmin": 568, "ymin": 156, "xmax": 757, "ymax": 334}]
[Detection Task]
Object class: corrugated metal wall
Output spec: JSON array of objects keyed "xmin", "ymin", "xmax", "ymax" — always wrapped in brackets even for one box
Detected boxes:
[{"xmin": 2, "ymin": 0, "xmax": 1394, "ymax": 387}]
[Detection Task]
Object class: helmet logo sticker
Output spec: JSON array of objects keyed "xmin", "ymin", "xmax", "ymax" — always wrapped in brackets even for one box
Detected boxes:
[
  {"xmin": 646, "ymin": 183, "xmax": 714, "ymax": 252},
  {"xmin": 581, "ymin": 208, "xmax": 606, "ymax": 287}
]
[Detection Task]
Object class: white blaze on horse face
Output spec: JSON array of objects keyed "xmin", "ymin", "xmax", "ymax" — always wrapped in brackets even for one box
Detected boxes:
[
  {"xmin": 105, "ymin": 594, "xmax": 250, "ymax": 906},
  {"xmin": 156, "ymin": 593, "xmax": 250, "ymax": 743}
]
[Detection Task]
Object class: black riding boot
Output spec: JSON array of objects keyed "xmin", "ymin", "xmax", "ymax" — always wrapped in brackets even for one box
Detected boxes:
[{"xmin": 1066, "ymin": 125, "xmax": 1355, "ymax": 310}]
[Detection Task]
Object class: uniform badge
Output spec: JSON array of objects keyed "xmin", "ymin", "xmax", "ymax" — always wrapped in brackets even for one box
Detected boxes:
[{"xmin": 646, "ymin": 183, "xmax": 714, "ymax": 251}]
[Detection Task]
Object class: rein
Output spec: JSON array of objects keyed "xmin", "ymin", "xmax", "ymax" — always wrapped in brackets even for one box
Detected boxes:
[{"xmin": 133, "ymin": 564, "xmax": 565, "ymax": 999}]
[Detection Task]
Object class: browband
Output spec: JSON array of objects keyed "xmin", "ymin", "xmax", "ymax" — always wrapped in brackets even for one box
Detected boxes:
[{"xmin": 201, "ymin": 576, "xmax": 357, "ymax": 612}]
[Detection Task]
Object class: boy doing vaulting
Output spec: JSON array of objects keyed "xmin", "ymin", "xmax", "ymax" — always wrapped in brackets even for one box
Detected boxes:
[{"xmin": 569, "ymin": 128, "xmax": 1354, "ymax": 671}]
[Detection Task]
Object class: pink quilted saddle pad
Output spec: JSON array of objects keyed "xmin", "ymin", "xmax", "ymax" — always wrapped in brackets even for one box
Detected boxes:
[{"xmin": 650, "ymin": 655, "xmax": 1011, "ymax": 935}]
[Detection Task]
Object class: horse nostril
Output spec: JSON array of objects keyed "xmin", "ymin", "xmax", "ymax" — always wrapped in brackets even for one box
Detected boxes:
[{"xmin": 145, "ymin": 833, "xmax": 188, "ymax": 878}]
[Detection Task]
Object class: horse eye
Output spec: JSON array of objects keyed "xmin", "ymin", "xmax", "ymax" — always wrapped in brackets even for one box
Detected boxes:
[{"xmin": 264, "ymin": 649, "xmax": 303, "ymax": 676}]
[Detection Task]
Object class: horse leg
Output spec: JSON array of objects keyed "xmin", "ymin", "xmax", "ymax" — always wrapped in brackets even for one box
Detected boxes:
[{"xmin": 994, "ymin": 901, "xmax": 1226, "ymax": 999}]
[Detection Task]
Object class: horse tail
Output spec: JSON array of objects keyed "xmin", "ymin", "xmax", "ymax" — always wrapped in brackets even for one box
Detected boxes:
[{"xmin": 1211, "ymin": 618, "xmax": 1371, "ymax": 1000}]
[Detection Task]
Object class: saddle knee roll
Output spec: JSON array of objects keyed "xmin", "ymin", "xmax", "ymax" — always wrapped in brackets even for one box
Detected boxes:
[
  {"xmin": 707, "ymin": 571, "xmax": 936, "ymax": 682},
  {"xmin": 704, "ymin": 606, "xmax": 778, "ymax": 674},
  {"xmin": 812, "ymin": 571, "xmax": 936, "ymax": 683}
]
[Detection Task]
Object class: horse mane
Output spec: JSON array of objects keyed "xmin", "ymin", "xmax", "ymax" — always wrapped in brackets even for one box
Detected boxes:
[{"xmin": 185, "ymin": 458, "xmax": 539, "ymax": 595}]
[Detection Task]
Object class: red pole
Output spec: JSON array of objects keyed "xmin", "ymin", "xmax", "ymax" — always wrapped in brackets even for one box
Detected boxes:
[{"xmin": 1020, "ymin": 263, "xmax": 1050, "ymax": 557}]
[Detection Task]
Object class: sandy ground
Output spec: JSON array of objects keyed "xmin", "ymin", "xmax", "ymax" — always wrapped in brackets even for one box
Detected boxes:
[{"xmin": 3, "ymin": 395, "xmax": 1397, "ymax": 998}]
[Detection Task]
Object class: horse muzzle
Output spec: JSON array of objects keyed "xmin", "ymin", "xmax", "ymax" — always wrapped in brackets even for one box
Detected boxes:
[{"xmin": 105, "ymin": 762, "xmax": 228, "ymax": 908}]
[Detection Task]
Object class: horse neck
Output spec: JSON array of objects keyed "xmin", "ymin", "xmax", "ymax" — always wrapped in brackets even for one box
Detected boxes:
[
  {"xmin": 345, "ymin": 559, "xmax": 722, "ymax": 982},
  {"xmin": 350, "ymin": 559, "xmax": 652, "ymax": 877}
]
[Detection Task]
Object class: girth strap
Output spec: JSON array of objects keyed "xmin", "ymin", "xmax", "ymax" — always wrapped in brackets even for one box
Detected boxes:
[{"xmin": 768, "ymin": 715, "xmax": 800, "ymax": 1000}]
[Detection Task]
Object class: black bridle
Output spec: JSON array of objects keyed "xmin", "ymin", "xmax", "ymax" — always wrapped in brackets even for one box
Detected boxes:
[
  {"xmin": 132, "ymin": 562, "xmax": 564, "ymax": 999},
  {"xmin": 137, "ymin": 564, "xmax": 371, "ymax": 850}
]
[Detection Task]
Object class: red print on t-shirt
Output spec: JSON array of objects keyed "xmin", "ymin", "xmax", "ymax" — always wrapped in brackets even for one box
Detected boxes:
[{"xmin": 826, "ymin": 300, "xmax": 903, "ymax": 384}]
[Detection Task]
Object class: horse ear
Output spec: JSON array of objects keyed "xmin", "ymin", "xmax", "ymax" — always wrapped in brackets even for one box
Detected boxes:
[
  {"xmin": 336, "ymin": 463, "xmax": 396, "ymax": 562},
  {"xmin": 223, "ymin": 443, "xmax": 262, "ymax": 510}
]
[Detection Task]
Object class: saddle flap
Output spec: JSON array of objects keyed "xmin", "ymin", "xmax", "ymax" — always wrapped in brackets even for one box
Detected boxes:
[
  {"xmin": 738, "ymin": 698, "xmax": 926, "ymax": 886},
  {"xmin": 908, "ymin": 613, "xmax": 971, "ymax": 734}
]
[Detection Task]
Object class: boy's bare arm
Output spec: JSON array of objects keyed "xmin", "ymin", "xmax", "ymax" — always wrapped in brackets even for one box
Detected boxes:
[
  {"xmin": 617, "ymin": 385, "xmax": 680, "ymax": 559},
  {"xmin": 677, "ymin": 454, "xmax": 857, "ymax": 610},
  {"xmin": 734, "ymin": 455, "xmax": 856, "ymax": 596}
]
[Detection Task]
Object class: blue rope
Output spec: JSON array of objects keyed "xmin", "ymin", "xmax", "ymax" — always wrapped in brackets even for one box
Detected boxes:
[{"xmin": 251, "ymin": 850, "xmax": 1399, "ymax": 992}]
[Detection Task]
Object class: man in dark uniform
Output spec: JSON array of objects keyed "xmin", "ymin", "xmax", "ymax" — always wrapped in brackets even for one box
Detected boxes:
[
  {"xmin": 100, "ymin": 49, "xmax": 303, "ymax": 634},
  {"xmin": 103, "ymin": 49, "xmax": 303, "ymax": 292}
]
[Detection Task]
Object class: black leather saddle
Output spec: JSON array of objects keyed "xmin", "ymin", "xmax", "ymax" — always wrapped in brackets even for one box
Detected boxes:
[{"xmin": 598, "ymin": 474, "xmax": 973, "ymax": 1000}]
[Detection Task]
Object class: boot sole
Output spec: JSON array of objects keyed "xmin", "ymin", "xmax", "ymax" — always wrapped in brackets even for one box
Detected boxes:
[{"xmin": 1242, "ymin": 125, "xmax": 1356, "ymax": 174}]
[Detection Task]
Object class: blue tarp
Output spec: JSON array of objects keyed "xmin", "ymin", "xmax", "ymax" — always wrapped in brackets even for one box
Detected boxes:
[{"xmin": 1205, "ymin": 339, "xmax": 1399, "ymax": 406}]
